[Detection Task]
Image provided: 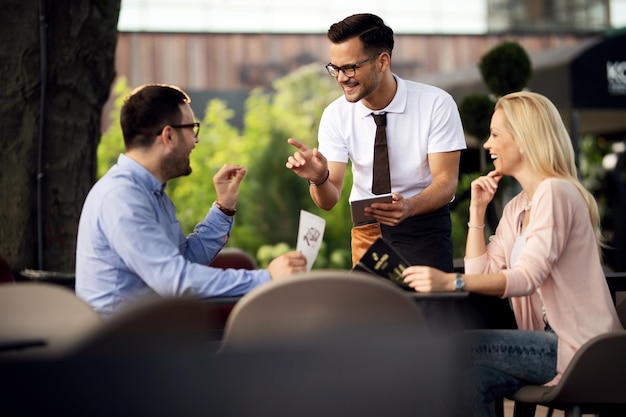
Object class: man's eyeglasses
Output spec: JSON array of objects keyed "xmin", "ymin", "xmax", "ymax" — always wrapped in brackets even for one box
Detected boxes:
[
  {"xmin": 325, "ymin": 54, "xmax": 380, "ymax": 78},
  {"xmin": 156, "ymin": 122, "xmax": 200, "ymax": 137}
]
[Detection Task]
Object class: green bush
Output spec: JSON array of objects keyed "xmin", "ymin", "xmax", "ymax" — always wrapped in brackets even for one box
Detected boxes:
[
  {"xmin": 479, "ymin": 41, "xmax": 532, "ymax": 97},
  {"xmin": 459, "ymin": 93, "xmax": 495, "ymax": 141}
]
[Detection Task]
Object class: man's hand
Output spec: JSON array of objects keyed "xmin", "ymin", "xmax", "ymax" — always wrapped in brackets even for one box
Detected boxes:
[
  {"xmin": 266, "ymin": 251, "xmax": 307, "ymax": 280},
  {"xmin": 213, "ymin": 164, "xmax": 246, "ymax": 209},
  {"xmin": 285, "ymin": 138, "xmax": 328, "ymax": 183},
  {"xmin": 363, "ymin": 193, "xmax": 412, "ymax": 226}
]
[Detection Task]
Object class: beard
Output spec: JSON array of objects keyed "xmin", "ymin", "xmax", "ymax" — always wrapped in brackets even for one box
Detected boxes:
[
  {"xmin": 343, "ymin": 82, "xmax": 375, "ymax": 103},
  {"xmin": 341, "ymin": 70, "xmax": 380, "ymax": 103},
  {"xmin": 161, "ymin": 150, "xmax": 192, "ymax": 181}
]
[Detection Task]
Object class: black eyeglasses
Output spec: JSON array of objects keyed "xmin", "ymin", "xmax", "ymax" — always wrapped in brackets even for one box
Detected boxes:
[
  {"xmin": 325, "ymin": 54, "xmax": 380, "ymax": 78},
  {"xmin": 156, "ymin": 122, "xmax": 200, "ymax": 137}
]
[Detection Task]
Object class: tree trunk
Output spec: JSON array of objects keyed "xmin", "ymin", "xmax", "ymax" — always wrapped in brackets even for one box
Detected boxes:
[{"xmin": 0, "ymin": 0, "xmax": 120, "ymax": 275}]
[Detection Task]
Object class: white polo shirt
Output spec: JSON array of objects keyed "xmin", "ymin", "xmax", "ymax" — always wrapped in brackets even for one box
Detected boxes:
[{"xmin": 318, "ymin": 75, "xmax": 466, "ymax": 202}]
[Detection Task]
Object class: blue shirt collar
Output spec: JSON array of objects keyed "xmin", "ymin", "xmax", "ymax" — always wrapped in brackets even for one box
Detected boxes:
[{"xmin": 117, "ymin": 154, "xmax": 166, "ymax": 196}]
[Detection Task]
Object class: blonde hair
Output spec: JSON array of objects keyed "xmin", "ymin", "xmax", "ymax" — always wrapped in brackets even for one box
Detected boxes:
[{"xmin": 495, "ymin": 91, "xmax": 605, "ymax": 250}]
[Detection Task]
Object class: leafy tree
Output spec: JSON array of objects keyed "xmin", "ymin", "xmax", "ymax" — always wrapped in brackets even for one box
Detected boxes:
[
  {"xmin": 479, "ymin": 41, "xmax": 532, "ymax": 97},
  {"xmin": 459, "ymin": 93, "xmax": 495, "ymax": 142}
]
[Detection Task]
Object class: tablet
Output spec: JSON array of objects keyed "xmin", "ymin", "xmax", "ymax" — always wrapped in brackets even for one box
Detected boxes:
[{"xmin": 350, "ymin": 195, "xmax": 392, "ymax": 225}]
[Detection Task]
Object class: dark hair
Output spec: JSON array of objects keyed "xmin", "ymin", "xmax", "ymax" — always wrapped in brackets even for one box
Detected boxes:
[
  {"xmin": 120, "ymin": 84, "xmax": 190, "ymax": 150},
  {"xmin": 327, "ymin": 13, "xmax": 394, "ymax": 57}
]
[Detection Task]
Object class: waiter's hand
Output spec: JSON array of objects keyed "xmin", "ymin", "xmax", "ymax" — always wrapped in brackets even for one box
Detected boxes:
[
  {"xmin": 285, "ymin": 138, "xmax": 328, "ymax": 184},
  {"xmin": 364, "ymin": 193, "xmax": 411, "ymax": 226}
]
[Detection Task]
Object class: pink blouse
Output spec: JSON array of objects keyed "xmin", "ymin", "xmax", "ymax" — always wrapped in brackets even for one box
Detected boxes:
[{"xmin": 464, "ymin": 178, "xmax": 622, "ymax": 384}]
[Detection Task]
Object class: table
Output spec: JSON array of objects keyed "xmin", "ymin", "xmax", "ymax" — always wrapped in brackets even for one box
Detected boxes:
[{"xmin": 205, "ymin": 287, "xmax": 515, "ymax": 337}]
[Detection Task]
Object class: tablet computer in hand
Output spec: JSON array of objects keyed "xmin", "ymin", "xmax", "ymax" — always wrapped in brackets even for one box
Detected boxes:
[{"xmin": 350, "ymin": 195, "xmax": 392, "ymax": 225}]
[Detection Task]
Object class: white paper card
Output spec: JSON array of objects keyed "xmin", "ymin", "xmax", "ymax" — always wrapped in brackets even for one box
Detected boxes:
[{"xmin": 296, "ymin": 210, "xmax": 326, "ymax": 271}]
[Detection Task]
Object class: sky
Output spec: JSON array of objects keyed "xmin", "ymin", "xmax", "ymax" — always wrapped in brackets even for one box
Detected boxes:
[{"xmin": 118, "ymin": 0, "xmax": 626, "ymax": 34}]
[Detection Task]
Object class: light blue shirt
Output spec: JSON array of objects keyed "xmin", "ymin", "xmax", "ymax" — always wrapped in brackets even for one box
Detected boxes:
[{"xmin": 75, "ymin": 154, "xmax": 270, "ymax": 318}]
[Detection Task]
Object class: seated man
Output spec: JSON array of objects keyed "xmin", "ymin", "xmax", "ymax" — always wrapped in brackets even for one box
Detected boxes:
[{"xmin": 75, "ymin": 84, "xmax": 306, "ymax": 318}]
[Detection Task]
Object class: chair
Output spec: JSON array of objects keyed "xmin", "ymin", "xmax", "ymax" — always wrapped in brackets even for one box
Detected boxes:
[
  {"xmin": 220, "ymin": 269, "xmax": 428, "ymax": 352},
  {"xmin": 68, "ymin": 295, "xmax": 221, "ymax": 357},
  {"xmin": 510, "ymin": 330, "xmax": 626, "ymax": 417},
  {"xmin": 208, "ymin": 247, "xmax": 258, "ymax": 333},
  {"xmin": 217, "ymin": 270, "xmax": 464, "ymax": 417},
  {"xmin": 209, "ymin": 247, "xmax": 257, "ymax": 270},
  {"xmin": 0, "ymin": 282, "xmax": 102, "ymax": 359},
  {"xmin": 0, "ymin": 296, "xmax": 230, "ymax": 417},
  {"xmin": 511, "ymin": 299, "xmax": 626, "ymax": 417},
  {"xmin": 0, "ymin": 287, "xmax": 452, "ymax": 417}
]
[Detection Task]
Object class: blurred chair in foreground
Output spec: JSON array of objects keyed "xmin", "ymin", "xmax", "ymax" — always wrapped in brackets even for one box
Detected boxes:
[
  {"xmin": 218, "ymin": 269, "xmax": 458, "ymax": 417},
  {"xmin": 0, "ymin": 282, "xmax": 102, "ymax": 359},
  {"xmin": 0, "ymin": 295, "xmax": 235, "ymax": 417},
  {"xmin": 0, "ymin": 272, "xmax": 457, "ymax": 417},
  {"xmin": 220, "ymin": 269, "xmax": 427, "ymax": 351},
  {"xmin": 68, "ymin": 295, "xmax": 222, "ymax": 357}
]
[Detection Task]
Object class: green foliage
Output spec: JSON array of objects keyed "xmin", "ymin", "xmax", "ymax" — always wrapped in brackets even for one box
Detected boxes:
[
  {"xmin": 479, "ymin": 41, "xmax": 532, "ymax": 97},
  {"xmin": 225, "ymin": 64, "xmax": 352, "ymax": 267},
  {"xmin": 579, "ymin": 134, "xmax": 612, "ymax": 219},
  {"xmin": 452, "ymin": 41, "xmax": 533, "ymax": 260},
  {"xmin": 257, "ymin": 242, "xmax": 292, "ymax": 268},
  {"xmin": 97, "ymin": 77, "xmax": 129, "ymax": 177},
  {"xmin": 256, "ymin": 241, "xmax": 351, "ymax": 270},
  {"xmin": 98, "ymin": 65, "xmax": 354, "ymax": 270},
  {"xmin": 169, "ymin": 98, "xmax": 244, "ymax": 228},
  {"xmin": 459, "ymin": 93, "xmax": 495, "ymax": 141}
]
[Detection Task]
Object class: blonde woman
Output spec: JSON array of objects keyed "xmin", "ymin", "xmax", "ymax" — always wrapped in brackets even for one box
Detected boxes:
[{"xmin": 402, "ymin": 91, "xmax": 622, "ymax": 417}]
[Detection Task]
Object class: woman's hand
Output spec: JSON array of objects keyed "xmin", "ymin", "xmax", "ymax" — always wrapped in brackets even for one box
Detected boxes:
[
  {"xmin": 402, "ymin": 265, "xmax": 454, "ymax": 292},
  {"xmin": 470, "ymin": 170, "xmax": 502, "ymax": 210}
]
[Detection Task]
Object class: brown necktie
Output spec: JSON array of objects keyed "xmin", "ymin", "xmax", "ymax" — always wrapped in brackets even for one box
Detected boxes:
[{"xmin": 372, "ymin": 113, "xmax": 391, "ymax": 195}]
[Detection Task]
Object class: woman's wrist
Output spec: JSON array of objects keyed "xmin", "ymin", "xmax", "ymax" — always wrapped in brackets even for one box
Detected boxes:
[
  {"xmin": 468, "ymin": 204, "xmax": 487, "ymax": 215},
  {"xmin": 468, "ymin": 206, "xmax": 486, "ymax": 226}
]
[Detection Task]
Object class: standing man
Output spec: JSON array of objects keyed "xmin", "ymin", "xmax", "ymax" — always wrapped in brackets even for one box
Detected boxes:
[
  {"xmin": 286, "ymin": 13, "xmax": 466, "ymax": 271},
  {"xmin": 76, "ymin": 84, "xmax": 306, "ymax": 318}
]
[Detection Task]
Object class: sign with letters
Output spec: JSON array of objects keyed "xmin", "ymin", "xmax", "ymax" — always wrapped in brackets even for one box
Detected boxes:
[
  {"xmin": 607, "ymin": 61, "xmax": 626, "ymax": 96},
  {"xmin": 571, "ymin": 32, "xmax": 626, "ymax": 108}
]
